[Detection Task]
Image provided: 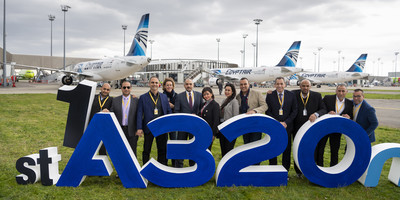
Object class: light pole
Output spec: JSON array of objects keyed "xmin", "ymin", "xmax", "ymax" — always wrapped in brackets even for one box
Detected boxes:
[
  {"xmin": 395, "ymin": 52, "xmax": 399, "ymax": 83},
  {"xmin": 48, "ymin": 14, "xmax": 55, "ymax": 68},
  {"xmin": 242, "ymin": 34, "xmax": 248, "ymax": 67},
  {"xmin": 122, "ymin": 25, "xmax": 127, "ymax": 56},
  {"xmin": 337, "ymin": 50, "xmax": 341, "ymax": 71},
  {"xmin": 253, "ymin": 19, "xmax": 262, "ymax": 67},
  {"xmin": 342, "ymin": 56, "xmax": 345, "ymax": 71},
  {"xmin": 61, "ymin": 5, "xmax": 71, "ymax": 70},
  {"xmin": 149, "ymin": 39, "xmax": 154, "ymax": 58},
  {"xmin": 377, "ymin": 58, "xmax": 381, "ymax": 76},
  {"xmin": 240, "ymin": 50, "xmax": 244, "ymax": 67},
  {"xmin": 252, "ymin": 43, "xmax": 256, "ymax": 68},
  {"xmin": 313, "ymin": 52, "xmax": 317, "ymax": 72},
  {"xmin": 317, "ymin": 47, "xmax": 322, "ymax": 72},
  {"xmin": 2, "ymin": 0, "xmax": 6, "ymax": 87},
  {"xmin": 216, "ymin": 38, "xmax": 220, "ymax": 68}
]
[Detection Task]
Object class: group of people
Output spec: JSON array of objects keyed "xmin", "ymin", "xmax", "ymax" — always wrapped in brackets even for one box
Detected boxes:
[{"xmin": 89, "ymin": 76, "xmax": 378, "ymax": 178}]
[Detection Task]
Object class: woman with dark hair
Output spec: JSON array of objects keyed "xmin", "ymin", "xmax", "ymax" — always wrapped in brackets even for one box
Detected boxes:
[
  {"xmin": 162, "ymin": 77, "xmax": 177, "ymax": 166},
  {"xmin": 219, "ymin": 83, "xmax": 239, "ymax": 157},
  {"xmin": 199, "ymin": 87, "xmax": 220, "ymax": 150}
]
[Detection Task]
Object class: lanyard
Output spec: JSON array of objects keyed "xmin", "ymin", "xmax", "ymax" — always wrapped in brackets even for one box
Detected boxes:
[
  {"xmin": 186, "ymin": 92, "xmax": 193, "ymax": 104},
  {"xmin": 98, "ymin": 95, "xmax": 109, "ymax": 110},
  {"xmin": 300, "ymin": 92, "xmax": 309, "ymax": 108},
  {"xmin": 278, "ymin": 92, "xmax": 284, "ymax": 108},
  {"xmin": 123, "ymin": 96, "xmax": 131, "ymax": 119},
  {"xmin": 149, "ymin": 92, "xmax": 159, "ymax": 106},
  {"xmin": 353, "ymin": 102, "xmax": 363, "ymax": 117},
  {"xmin": 335, "ymin": 100, "xmax": 344, "ymax": 114}
]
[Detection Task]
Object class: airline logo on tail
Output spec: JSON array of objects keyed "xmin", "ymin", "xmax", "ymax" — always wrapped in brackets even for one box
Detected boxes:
[
  {"xmin": 276, "ymin": 41, "xmax": 301, "ymax": 67},
  {"xmin": 346, "ymin": 54, "xmax": 367, "ymax": 72},
  {"xmin": 126, "ymin": 13, "xmax": 150, "ymax": 56}
]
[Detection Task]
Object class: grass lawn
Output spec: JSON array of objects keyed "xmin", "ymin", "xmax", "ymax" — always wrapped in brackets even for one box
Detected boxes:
[{"xmin": 0, "ymin": 94, "xmax": 399, "ymax": 199}]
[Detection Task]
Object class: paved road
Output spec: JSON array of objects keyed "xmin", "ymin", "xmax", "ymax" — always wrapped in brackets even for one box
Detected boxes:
[{"xmin": 1, "ymin": 81, "xmax": 399, "ymax": 128}]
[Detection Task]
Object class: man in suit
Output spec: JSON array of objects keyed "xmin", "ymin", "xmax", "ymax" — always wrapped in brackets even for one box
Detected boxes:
[
  {"xmin": 266, "ymin": 77, "xmax": 298, "ymax": 171},
  {"xmin": 352, "ymin": 89, "xmax": 378, "ymax": 143},
  {"xmin": 317, "ymin": 84, "xmax": 353, "ymax": 167},
  {"xmin": 110, "ymin": 80, "xmax": 139, "ymax": 156},
  {"xmin": 292, "ymin": 79, "xmax": 326, "ymax": 177},
  {"xmin": 174, "ymin": 78, "xmax": 203, "ymax": 167},
  {"xmin": 89, "ymin": 83, "xmax": 113, "ymax": 155},
  {"xmin": 136, "ymin": 76, "xmax": 172, "ymax": 165},
  {"xmin": 236, "ymin": 77, "xmax": 268, "ymax": 144}
]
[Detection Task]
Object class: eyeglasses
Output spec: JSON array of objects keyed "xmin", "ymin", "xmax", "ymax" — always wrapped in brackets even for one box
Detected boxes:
[
  {"xmin": 122, "ymin": 86, "xmax": 131, "ymax": 89},
  {"xmin": 353, "ymin": 95, "xmax": 362, "ymax": 98}
]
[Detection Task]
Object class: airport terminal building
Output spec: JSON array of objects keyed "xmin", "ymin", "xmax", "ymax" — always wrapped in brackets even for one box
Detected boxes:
[{"xmin": 1, "ymin": 48, "xmax": 237, "ymax": 84}]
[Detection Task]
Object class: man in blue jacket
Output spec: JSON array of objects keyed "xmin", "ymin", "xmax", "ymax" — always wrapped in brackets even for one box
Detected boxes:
[
  {"xmin": 136, "ymin": 76, "xmax": 172, "ymax": 165},
  {"xmin": 352, "ymin": 89, "xmax": 378, "ymax": 143}
]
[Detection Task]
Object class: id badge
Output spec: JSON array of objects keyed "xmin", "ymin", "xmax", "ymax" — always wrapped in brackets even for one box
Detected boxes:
[
  {"xmin": 303, "ymin": 108, "xmax": 307, "ymax": 116},
  {"xmin": 154, "ymin": 108, "xmax": 158, "ymax": 115},
  {"xmin": 279, "ymin": 108, "xmax": 283, "ymax": 116}
]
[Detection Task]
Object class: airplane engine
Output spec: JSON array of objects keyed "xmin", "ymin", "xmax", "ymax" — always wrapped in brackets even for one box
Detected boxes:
[
  {"xmin": 57, "ymin": 75, "xmax": 73, "ymax": 85},
  {"xmin": 289, "ymin": 79, "xmax": 300, "ymax": 86},
  {"xmin": 208, "ymin": 77, "xmax": 219, "ymax": 87}
]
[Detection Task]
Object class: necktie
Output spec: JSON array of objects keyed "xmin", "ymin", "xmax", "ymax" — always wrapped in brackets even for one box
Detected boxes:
[
  {"xmin": 279, "ymin": 93, "xmax": 283, "ymax": 102},
  {"xmin": 189, "ymin": 92, "xmax": 193, "ymax": 109}
]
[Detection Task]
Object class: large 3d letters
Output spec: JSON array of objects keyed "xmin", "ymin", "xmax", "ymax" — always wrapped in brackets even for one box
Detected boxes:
[
  {"xmin": 216, "ymin": 114, "xmax": 288, "ymax": 187},
  {"xmin": 140, "ymin": 114, "xmax": 215, "ymax": 187},
  {"xmin": 57, "ymin": 80, "xmax": 97, "ymax": 148},
  {"xmin": 56, "ymin": 113, "xmax": 147, "ymax": 188},
  {"xmin": 358, "ymin": 143, "xmax": 400, "ymax": 187},
  {"xmin": 293, "ymin": 114, "xmax": 371, "ymax": 188}
]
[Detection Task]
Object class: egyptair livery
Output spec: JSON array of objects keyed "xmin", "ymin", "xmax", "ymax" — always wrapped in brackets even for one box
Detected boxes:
[
  {"xmin": 206, "ymin": 41, "xmax": 303, "ymax": 86},
  {"xmin": 15, "ymin": 14, "xmax": 151, "ymax": 85},
  {"xmin": 298, "ymin": 54, "xmax": 368, "ymax": 86}
]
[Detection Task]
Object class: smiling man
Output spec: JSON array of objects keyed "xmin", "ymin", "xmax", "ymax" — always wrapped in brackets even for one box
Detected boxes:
[
  {"xmin": 352, "ymin": 89, "xmax": 378, "ymax": 143},
  {"xmin": 136, "ymin": 76, "xmax": 172, "ymax": 166}
]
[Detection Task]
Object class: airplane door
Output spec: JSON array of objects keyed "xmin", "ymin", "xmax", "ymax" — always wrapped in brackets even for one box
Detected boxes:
[{"xmin": 115, "ymin": 60, "xmax": 121, "ymax": 72}]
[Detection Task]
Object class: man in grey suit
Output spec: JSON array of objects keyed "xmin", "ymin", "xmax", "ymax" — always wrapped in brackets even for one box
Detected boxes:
[
  {"xmin": 110, "ymin": 80, "xmax": 139, "ymax": 156},
  {"xmin": 174, "ymin": 78, "xmax": 203, "ymax": 167}
]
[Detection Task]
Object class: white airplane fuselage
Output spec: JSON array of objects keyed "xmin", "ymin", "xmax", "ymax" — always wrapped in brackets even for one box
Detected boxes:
[
  {"xmin": 72, "ymin": 56, "xmax": 150, "ymax": 81},
  {"xmin": 212, "ymin": 66, "xmax": 303, "ymax": 83},
  {"xmin": 300, "ymin": 72, "xmax": 369, "ymax": 84}
]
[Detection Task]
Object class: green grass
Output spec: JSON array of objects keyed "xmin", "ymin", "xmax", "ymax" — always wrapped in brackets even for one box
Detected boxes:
[{"xmin": 1, "ymin": 94, "xmax": 400, "ymax": 199}]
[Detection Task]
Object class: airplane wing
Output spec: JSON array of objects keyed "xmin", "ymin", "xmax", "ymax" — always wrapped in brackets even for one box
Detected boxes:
[{"xmin": 14, "ymin": 63, "xmax": 94, "ymax": 78}]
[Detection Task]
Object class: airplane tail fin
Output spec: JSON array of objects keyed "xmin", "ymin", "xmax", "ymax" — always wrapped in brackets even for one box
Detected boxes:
[
  {"xmin": 346, "ymin": 54, "xmax": 367, "ymax": 72},
  {"xmin": 126, "ymin": 13, "xmax": 150, "ymax": 56},
  {"xmin": 276, "ymin": 41, "xmax": 301, "ymax": 67}
]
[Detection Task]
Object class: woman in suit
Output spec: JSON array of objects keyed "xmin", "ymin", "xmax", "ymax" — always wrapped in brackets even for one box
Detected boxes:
[
  {"xmin": 162, "ymin": 77, "xmax": 178, "ymax": 166},
  {"xmin": 219, "ymin": 83, "xmax": 239, "ymax": 157},
  {"xmin": 199, "ymin": 87, "xmax": 220, "ymax": 150}
]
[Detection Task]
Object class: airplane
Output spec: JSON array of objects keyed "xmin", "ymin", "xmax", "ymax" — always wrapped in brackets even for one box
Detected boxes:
[
  {"xmin": 295, "ymin": 54, "xmax": 369, "ymax": 87},
  {"xmin": 16, "ymin": 70, "xmax": 35, "ymax": 79},
  {"xmin": 15, "ymin": 13, "xmax": 151, "ymax": 85},
  {"xmin": 205, "ymin": 41, "xmax": 303, "ymax": 86}
]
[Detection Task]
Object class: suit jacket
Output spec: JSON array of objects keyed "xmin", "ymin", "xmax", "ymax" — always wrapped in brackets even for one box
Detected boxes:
[
  {"xmin": 354, "ymin": 100, "xmax": 378, "ymax": 142},
  {"xmin": 221, "ymin": 98, "xmax": 239, "ymax": 122},
  {"xmin": 266, "ymin": 90, "xmax": 298, "ymax": 133},
  {"xmin": 199, "ymin": 100, "xmax": 220, "ymax": 136},
  {"xmin": 89, "ymin": 94, "xmax": 113, "ymax": 121},
  {"xmin": 110, "ymin": 95, "xmax": 139, "ymax": 137},
  {"xmin": 323, "ymin": 95, "xmax": 353, "ymax": 119},
  {"xmin": 174, "ymin": 90, "xmax": 203, "ymax": 114},
  {"xmin": 236, "ymin": 89, "xmax": 268, "ymax": 114},
  {"xmin": 292, "ymin": 90, "xmax": 326, "ymax": 132},
  {"xmin": 137, "ymin": 91, "xmax": 172, "ymax": 134}
]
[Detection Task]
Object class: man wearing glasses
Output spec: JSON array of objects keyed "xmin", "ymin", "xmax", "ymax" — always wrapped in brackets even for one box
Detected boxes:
[
  {"xmin": 110, "ymin": 80, "xmax": 139, "ymax": 156},
  {"xmin": 89, "ymin": 83, "xmax": 113, "ymax": 155},
  {"xmin": 352, "ymin": 89, "xmax": 378, "ymax": 143}
]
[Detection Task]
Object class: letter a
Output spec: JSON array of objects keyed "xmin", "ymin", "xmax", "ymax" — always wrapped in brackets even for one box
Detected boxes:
[{"xmin": 56, "ymin": 113, "xmax": 147, "ymax": 188}]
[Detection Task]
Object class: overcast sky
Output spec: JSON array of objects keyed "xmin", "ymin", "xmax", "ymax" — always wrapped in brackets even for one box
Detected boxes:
[{"xmin": 2, "ymin": 0, "xmax": 400, "ymax": 76}]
